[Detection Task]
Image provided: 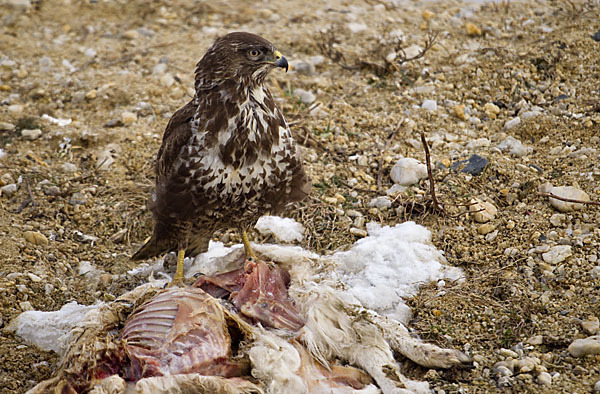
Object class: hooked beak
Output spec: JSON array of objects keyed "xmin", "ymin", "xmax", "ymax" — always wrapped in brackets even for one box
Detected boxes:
[{"xmin": 273, "ymin": 50, "xmax": 288, "ymax": 72}]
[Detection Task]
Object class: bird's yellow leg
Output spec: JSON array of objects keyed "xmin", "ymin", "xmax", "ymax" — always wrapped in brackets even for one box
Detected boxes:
[
  {"xmin": 241, "ymin": 229, "xmax": 257, "ymax": 260},
  {"xmin": 169, "ymin": 249, "xmax": 186, "ymax": 287}
]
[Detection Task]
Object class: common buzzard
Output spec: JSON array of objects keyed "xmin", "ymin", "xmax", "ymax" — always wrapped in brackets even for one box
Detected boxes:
[{"xmin": 132, "ymin": 32, "xmax": 311, "ymax": 283}]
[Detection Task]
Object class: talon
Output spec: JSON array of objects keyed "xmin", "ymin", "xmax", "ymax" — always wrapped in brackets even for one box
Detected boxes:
[{"xmin": 168, "ymin": 249, "xmax": 187, "ymax": 287}]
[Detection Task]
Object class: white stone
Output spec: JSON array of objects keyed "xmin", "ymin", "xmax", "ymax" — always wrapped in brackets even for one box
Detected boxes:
[
  {"xmin": 1, "ymin": 183, "xmax": 18, "ymax": 196},
  {"xmin": 581, "ymin": 317, "xmax": 600, "ymax": 335},
  {"xmin": 8, "ymin": 104, "xmax": 24, "ymax": 116},
  {"xmin": 496, "ymin": 136, "xmax": 529, "ymax": 157},
  {"xmin": 159, "ymin": 74, "xmax": 175, "ymax": 87},
  {"xmin": 152, "ymin": 63, "xmax": 167, "ymax": 75},
  {"xmin": 368, "ymin": 196, "xmax": 392, "ymax": 209},
  {"xmin": 469, "ymin": 198, "xmax": 497, "ymax": 223},
  {"xmin": 545, "ymin": 186, "xmax": 590, "ymax": 212},
  {"xmin": 542, "ymin": 245, "xmax": 572, "ymax": 264},
  {"xmin": 390, "ymin": 157, "xmax": 428, "ymax": 186},
  {"xmin": 421, "ymin": 99, "xmax": 437, "ymax": 111},
  {"xmin": 594, "ymin": 380, "xmax": 600, "ymax": 392},
  {"xmin": 0, "ymin": 121, "xmax": 15, "ymax": 131},
  {"xmin": 404, "ymin": 45, "xmax": 423, "ymax": 59},
  {"xmin": 537, "ymin": 372, "xmax": 552, "ymax": 386},
  {"xmin": 347, "ymin": 22, "xmax": 368, "ymax": 33},
  {"xmin": 293, "ymin": 88, "xmax": 316, "ymax": 105},
  {"xmin": 521, "ymin": 110, "xmax": 541, "ymax": 120},
  {"xmin": 61, "ymin": 163, "xmax": 78, "ymax": 173},
  {"xmin": 504, "ymin": 117, "xmax": 521, "ymax": 130},
  {"xmin": 120, "ymin": 111, "xmax": 137, "ymax": 125},
  {"xmin": 549, "ymin": 213, "xmax": 566, "ymax": 227},
  {"xmin": 21, "ymin": 128, "xmax": 42, "ymax": 140},
  {"xmin": 466, "ymin": 138, "xmax": 490, "ymax": 151},
  {"xmin": 568, "ymin": 335, "xmax": 600, "ymax": 357}
]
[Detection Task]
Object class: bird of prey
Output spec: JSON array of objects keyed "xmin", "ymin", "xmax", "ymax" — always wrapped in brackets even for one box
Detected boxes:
[{"xmin": 132, "ymin": 32, "xmax": 311, "ymax": 284}]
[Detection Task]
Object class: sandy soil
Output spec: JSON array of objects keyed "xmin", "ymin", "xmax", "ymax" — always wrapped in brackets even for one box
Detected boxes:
[{"xmin": 1, "ymin": 0, "xmax": 599, "ymax": 392}]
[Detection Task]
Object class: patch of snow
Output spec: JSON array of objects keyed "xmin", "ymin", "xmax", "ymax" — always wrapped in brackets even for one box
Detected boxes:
[
  {"xmin": 334, "ymin": 222, "xmax": 463, "ymax": 324},
  {"xmin": 6, "ymin": 302, "xmax": 101, "ymax": 354},
  {"xmin": 255, "ymin": 216, "xmax": 304, "ymax": 243}
]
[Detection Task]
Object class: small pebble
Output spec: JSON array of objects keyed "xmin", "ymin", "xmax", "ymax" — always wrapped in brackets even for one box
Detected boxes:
[
  {"xmin": 1, "ymin": 184, "xmax": 18, "ymax": 196},
  {"xmin": 290, "ymin": 61, "xmax": 315, "ymax": 76},
  {"xmin": 477, "ymin": 223, "xmax": 496, "ymax": 235},
  {"xmin": 152, "ymin": 63, "xmax": 167, "ymax": 75},
  {"xmin": 497, "ymin": 136, "xmax": 528, "ymax": 157},
  {"xmin": 545, "ymin": 185, "xmax": 590, "ymax": 212},
  {"xmin": 160, "ymin": 74, "xmax": 175, "ymax": 87},
  {"xmin": 504, "ymin": 117, "xmax": 521, "ymax": 130},
  {"xmin": 484, "ymin": 102, "xmax": 500, "ymax": 119},
  {"xmin": 43, "ymin": 185, "xmax": 61, "ymax": 196},
  {"xmin": 568, "ymin": 335, "xmax": 600, "ymax": 357},
  {"xmin": 293, "ymin": 88, "xmax": 316, "ymax": 105},
  {"xmin": 421, "ymin": 99, "xmax": 437, "ymax": 111},
  {"xmin": 499, "ymin": 348, "xmax": 519, "ymax": 358},
  {"xmin": 581, "ymin": 317, "xmax": 600, "ymax": 335},
  {"xmin": 368, "ymin": 196, "xmax": 392, "ymax": 209},
  {"xmin": 549, "ymin": 213, "xmax": 566, "ymax": 227},
  {"xmin": 21, "ymin": 128, "xmax": 42, "ymax": 140},
  {"xmin": 542, "ymin": 245, "xmax": 572, "ymax": 264},
  {"xmin": 24, "ymin": 230, "xmax": 49, "ymax": 246},
  {"xmin": 27, "ymin": 273, "xmax": 42, "ymax": 282},
  {"xmin": 453, "ymin": 104, "xmax": 469, "ymax": 120},
  {"xmin": 350, "ymin": 227, "xmax": 367, "ymax": 237},
  {"xmin": 120, "ymin": 111, "xmax": 137, "ymax": 125},
  {"xmin": 451, "ymin": 154, "xmax": 488, "ymax": 176},
  {"xmin": 537, "ymin": 372, "xmax": 552, "ymax": 386},
  {"xmin": 521, "ymin": 110, "xmax": 541, "ymax": 120},
  {"xmin": 0, "ymin": 121, "xmax": 15, "ymax": 131},
  {"xmin": 422, "ymin": 10, "xmax": 434, "ymax": 21},
  {"xmin": 85, "ymin": 89, "xmax": 97, "ymax": 99},
  {"xmin": 20, "ymin": 301, "xmax": 34, "ymax": 312},
  {"xmin": 527, "ymin": 335, "xmax": 544, "ymax": 345},
  {"xmin": 8, "ymin": 104, "xmax": 24, "ymax": 116},
  {"xmin": 465, "ymin": 22, "xmax": 482, "ymax": 36},
  {"xmin": 122, "ymin": 29, "xmax": 141, "ymax": 40},
  {"xmin": 470, "ymin": 198, "xmax": 497, "ymax": 223},
  {"xmin": 61, "ymin": 163, "xmax": 78, "ymax": 173},
  {"xmin": 347, "ymin": 22, "xmax": 367, "ymax": 33},
  {"xmin": 69, "ymin": 192, "xmax": 87, "ymax": 205},
  {"xmin": 390, "ymin": 157, "xmax": 428, "ymax": 186}
]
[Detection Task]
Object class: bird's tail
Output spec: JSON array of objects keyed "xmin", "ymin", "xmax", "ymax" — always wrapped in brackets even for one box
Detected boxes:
[
  {"xmin": 131, "ymin": 234, "xmax": 171, "ymax": 261},
  {"xmin": 131, "ymin": 231, "xmax": 210, "ymax": 261}
]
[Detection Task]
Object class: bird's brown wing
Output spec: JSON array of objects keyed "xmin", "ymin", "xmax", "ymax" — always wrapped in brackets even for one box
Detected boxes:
[
  {"xmin": 156, "ymin": 100, "xmax": 196, "ymax": 179},
  {"xmin": 132, "ymin": 100, "xmax": 202, "ymax": 261}
]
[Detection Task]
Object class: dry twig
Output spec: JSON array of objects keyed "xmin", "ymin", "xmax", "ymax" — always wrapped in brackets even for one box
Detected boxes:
[
  {"xmin": 317, "ymin": 27, "xmax": 439, "ymax": 77},
  {"xmin": 537, "ymin": 192, "xmax": 600, "ymax": 206},
  {"xmin": 420, "ymin": 130, "xmax": 444, "ymax": 213}
]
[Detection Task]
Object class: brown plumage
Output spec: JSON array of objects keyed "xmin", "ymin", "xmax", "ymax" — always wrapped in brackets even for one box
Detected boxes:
[{"xmin": 132, "ymin": 32, "xmax": 310, "ymax": 279}]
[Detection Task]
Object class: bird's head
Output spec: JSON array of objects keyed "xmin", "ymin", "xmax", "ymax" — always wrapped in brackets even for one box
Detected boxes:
[{"xmin": 194, "ymin": 32, "xmax": 288, "ymax": 91}]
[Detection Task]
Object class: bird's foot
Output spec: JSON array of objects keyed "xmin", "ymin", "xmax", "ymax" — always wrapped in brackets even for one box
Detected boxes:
[
  {"xmin": 168, "ymin": 249, "xmax": 187, "ymax": 287},
  {"xmin": 241, "ymin": 229, "xmax": 258, "ymax": 260}
]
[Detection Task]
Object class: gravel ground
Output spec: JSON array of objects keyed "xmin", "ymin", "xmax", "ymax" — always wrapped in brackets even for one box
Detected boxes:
[{"xmin": 1, "ymin": 0, "xmax": 599, "ymax": 392}]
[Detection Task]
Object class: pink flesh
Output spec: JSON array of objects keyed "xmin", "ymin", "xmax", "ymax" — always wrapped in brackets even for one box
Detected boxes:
[
  {"xmin": 122, "ymin": 287, "xmax": 247, "ymax": 380},
  {"xmin": 231, "ymin": 260, "xmax": 304, "ymax": 331},
  {"xmin": 195, "ymin": 260, "xmax": 304, "ymax": 331}
]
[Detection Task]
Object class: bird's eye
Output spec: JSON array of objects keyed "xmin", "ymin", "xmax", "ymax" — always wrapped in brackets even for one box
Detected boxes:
[{"xmin": 248, "ymin": 49, "xmax": 260, "ymax": 57}]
